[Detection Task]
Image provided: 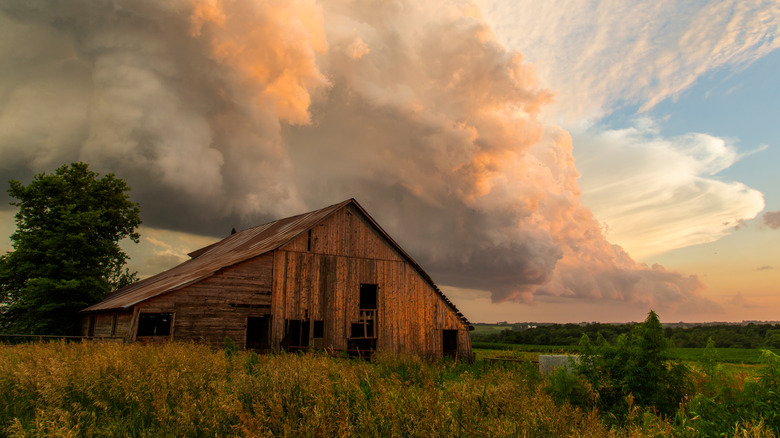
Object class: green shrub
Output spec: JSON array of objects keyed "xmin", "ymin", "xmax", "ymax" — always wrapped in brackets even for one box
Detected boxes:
[
  {"xmin": 575, "ymin": 310, "xmax": 692, "ymax": 420},
  {"xmin": 545, "ymin": 365, "xmax": 594, "ymax": 409}
]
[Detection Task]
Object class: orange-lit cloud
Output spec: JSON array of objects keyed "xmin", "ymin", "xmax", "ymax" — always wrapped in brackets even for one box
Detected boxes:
[{"xmin": 0, "ymin": 0, "xmax": 717, "ymax": 316}]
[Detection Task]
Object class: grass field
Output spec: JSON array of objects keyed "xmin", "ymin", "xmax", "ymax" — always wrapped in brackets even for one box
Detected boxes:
[
  {"xmin": 474, "ymin": 341, "xmax": 779, "ymax": 365},
  {"xmin": 670, "ymin": 347, "xmax": 780, "ymax": 364},
  {"xmin": 1, "ymin": 341, "xmax": 778, "ymax": 437},
  {"xmin": 0, "ymin": 341, "xmax": 640, "ymax": 437},
  {"xmin": 473, "ymin": 342, "xmax": 579, "ymax": 353}
]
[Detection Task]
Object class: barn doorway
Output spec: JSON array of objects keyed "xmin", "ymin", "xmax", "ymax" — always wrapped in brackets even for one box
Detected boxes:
[
  {"xmin": 282, "ymin": 319, "xmax": 310, "ymax": 350},
  {"xmin": 137, "ymin": 313, "xmax": 173, "ymax": 337},
  {"xmin": 443, "ymin": 330, "xmax": 458, "ymax": 358},
  {"xmin": 349, "ymin": 284, "xmax": 378, "ymax": 358},
  {"xmin": 246, "ymin": 316, "xmax": 271, "ymax": 351}
]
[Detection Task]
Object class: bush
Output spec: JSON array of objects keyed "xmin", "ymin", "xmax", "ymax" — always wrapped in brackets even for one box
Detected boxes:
[
  {"xmin": 683, "ymin": 349, "xmax": 780, "ymax": 436},
  {"xmin": 575, "ymin": 310, "xmax": 692, "ymax": 419},
  {"xmin": 545, "ymin": 365, "xmax": 594, "ymax": 409}
]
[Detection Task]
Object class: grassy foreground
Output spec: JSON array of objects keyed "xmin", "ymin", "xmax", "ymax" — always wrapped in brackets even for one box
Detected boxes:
[{"xmin": 0, "ymin": 341, "xmax": 774, "ymax": 437}]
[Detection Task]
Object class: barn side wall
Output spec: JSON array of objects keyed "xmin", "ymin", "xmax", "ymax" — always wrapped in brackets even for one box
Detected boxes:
[
  {"xmin": 79, "ymin": 311, "xmax": 133, "ymax": 338},
  {"xmin": 100, "ymin": 253, "xmax": 275, "ymax": 347},
  {"xmin": 273, "ymin": 204, "xmax": 472, "ymax": 359}
]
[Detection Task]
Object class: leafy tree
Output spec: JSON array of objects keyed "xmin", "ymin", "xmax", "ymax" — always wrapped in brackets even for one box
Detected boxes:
[
  {"xmin": 0, "ymin": 163, "xmax": 141, "ymax": 335},
  {"xmin": 765, "ymin": 329, "xmax": 780, "ymax": 349},
  {"xmin": 576, "ymin": 310, "xmax": 691, "ymax": 419}
]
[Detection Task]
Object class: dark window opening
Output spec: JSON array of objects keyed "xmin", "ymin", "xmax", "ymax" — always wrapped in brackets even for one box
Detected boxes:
[
  {"xmin": 313, "ymin": 320, "xmax": 324, "ymax": 338},
  {"xmin": 350, "ymin": 284, "xmax": 378, "ymax": 358},
  {"xmin": 87, "ymin": 315, "xmax": 95, "ymax": 337},
  {"xmin": 282, "ymin": 319, "xmax": 310, "ymax": 349},
  {"xmin": 137, "ymin": 313, "xmax": 172, "ymax": 337},
  {"xmin": 110, "ymin": 314, "xmax": 118, "ymax": 336},
  {"xmin": 307, "ymin": 230, "xmax": 312, "ymax": 252},
  {"xmin": 443, "ymin": 330, "xmax": 458, "ymax": 358},
  {"xmin": 351, "ymin": 319, "xmax": 375, "ymax": 338},
  {"xmin": 347, "ymin": 338, "xmax": 376, "ymax": 359},
  {"xmin": 246, "ymin": 316, "xmax": 271, "ymax": 351},
  {"xmin": 359, "ymin": 284, "xmax": 377, "ymax": 310}
]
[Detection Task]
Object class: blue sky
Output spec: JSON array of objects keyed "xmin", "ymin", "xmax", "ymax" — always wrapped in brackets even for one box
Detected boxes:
[{"xmin": 645, "ymin": 48, "xmax": 780, "ymax": 208}]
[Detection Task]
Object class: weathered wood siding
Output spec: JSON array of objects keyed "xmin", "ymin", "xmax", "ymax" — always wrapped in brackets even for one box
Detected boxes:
[
  {"xmin": 283, "ymin": 204, "xmax": 405, "ymax": 262},
  {"xmin": 126, "ymin": 253, "xmax": 274, "ymax": 347},
  {"xmin": 79, "ymin": 311, "xmax": 133, "ymax": 338},
  {"xmin": 273, "ymin": 203, "xmax": 471, "ymax": 358}
]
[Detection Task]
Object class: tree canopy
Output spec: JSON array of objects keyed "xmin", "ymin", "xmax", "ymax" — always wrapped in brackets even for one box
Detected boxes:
[
  {"xmin": 0, "ymin": 162, "xmax": 141, "ymax": 335},
  {"xmin": 575, "ymin": 310, "xmax": 690, "ymax": 418},
  {"xmin": 474, "ymin": 320, "xmax": 780, "ymax": 349}
]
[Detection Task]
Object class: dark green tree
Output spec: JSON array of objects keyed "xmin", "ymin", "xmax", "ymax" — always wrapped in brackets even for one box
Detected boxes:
[
  {"xmin": 766, "ymin": 330, "xmax": 780, "ymax": 349},
  {"xmin": 576, "ymin": 310, "xmax": 691, "ymax": 419},
  {"xmin": 0, "ymin": 162, "xmax": 141, "ymax": 335}
]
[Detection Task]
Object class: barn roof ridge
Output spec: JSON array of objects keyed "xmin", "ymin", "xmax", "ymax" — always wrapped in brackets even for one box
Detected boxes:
[
  {"xmin": 82, "ymin": 198, "xmax": 471, "ymax": 329},
  {"xmin": 186, "ymin": 198, "xmax": 355, "ymax": 259}
]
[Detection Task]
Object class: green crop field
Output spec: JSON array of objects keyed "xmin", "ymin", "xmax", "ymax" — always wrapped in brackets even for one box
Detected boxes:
[
  {"xmin": 473, "ymin": 342, "xmax": 579, "ymax": 353},
  {"xmin": 670, "ymin": 347, "xmax": 780, "ymax": 364},
  {"xmin": 475, "ymin": 342, "xmax": 779, "ymax": 365},
  {"xmin": 475, "ymin": 343, "xmax": 779, "ymax": 365}
]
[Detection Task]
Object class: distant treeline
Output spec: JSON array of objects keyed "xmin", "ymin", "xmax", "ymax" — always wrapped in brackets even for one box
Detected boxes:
[{"xmin": 474, "ymin": 322, "xmax": 780, "ymax": 349}]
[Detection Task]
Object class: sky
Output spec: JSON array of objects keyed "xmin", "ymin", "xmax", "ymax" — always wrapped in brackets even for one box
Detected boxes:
[{"xmin": 0, "ymin": 0, "xmax": 778, "ymax": 323}]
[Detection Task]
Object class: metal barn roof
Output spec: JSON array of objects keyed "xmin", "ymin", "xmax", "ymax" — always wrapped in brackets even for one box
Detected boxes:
[{"xmin": 83, "ymin": 199, "xmax": 471, "ymax": 328}]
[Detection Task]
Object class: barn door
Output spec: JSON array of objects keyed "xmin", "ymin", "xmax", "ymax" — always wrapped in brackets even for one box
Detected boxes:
[
  {"xmin": 347, "ymin": 284, "xmax": 378, "ymax": 358},
  {"xmin": 443, "ymin": 330, "xmax": 458, "ymax": 358},
  {"xmin": 246, "ymin": 316, "xmax": 271, "ymax": 351}
]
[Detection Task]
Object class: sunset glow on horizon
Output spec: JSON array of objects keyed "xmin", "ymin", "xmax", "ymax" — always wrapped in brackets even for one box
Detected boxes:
[{"xmin": 1, "ymin": 0, "xmax": 778, "ymax": 323}]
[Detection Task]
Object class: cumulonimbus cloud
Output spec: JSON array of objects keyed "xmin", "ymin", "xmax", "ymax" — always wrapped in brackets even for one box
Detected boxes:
[{"xmin": 0, "ymin": 0, "xmax": 720, "ymax": 311}]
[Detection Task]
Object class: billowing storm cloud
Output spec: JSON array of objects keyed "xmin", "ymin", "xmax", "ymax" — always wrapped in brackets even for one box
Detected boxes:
[{"xmin": 0, "ymin": 0, "xmax": 713, "ymax": 310}]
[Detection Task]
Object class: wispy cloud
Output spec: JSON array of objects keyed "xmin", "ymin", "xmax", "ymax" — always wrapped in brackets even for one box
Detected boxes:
[
  {"xmin": 123, "ymin": 227, "xmax": 220, "ymax": 278},
  {"xmin": 475, "ymin": 0, "xmax": 780, "ymax": 122},
  {"xmin": 575, "ymin": 119, "xmax": 765, "ymax": 258}
]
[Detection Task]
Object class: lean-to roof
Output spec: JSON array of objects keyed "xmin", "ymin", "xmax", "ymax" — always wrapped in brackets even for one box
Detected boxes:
[{"xmin": 82, "ymin": 199, "xmax": 471, "ymax": 328}]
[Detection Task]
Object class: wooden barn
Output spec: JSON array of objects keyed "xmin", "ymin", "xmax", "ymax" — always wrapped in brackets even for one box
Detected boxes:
[{"xmin": 80, "ymin": 199, "xmax": 473, "ymax": 359}]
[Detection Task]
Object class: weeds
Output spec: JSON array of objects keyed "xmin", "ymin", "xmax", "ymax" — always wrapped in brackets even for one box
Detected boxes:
[{"xmin": 0, "ymin": 340, "xmax": 778, "ymax": 437}]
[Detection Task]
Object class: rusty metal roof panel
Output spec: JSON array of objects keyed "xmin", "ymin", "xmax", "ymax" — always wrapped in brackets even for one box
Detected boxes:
[{"xmin": 83, "ymin": 199, "xmax": 352, "ymax": 312}]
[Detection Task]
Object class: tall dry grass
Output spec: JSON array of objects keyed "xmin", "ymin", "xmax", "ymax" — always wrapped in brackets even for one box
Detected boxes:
[{"xmin": 0, "ymin": 341, "xmax": 764, "ymax": 437}]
